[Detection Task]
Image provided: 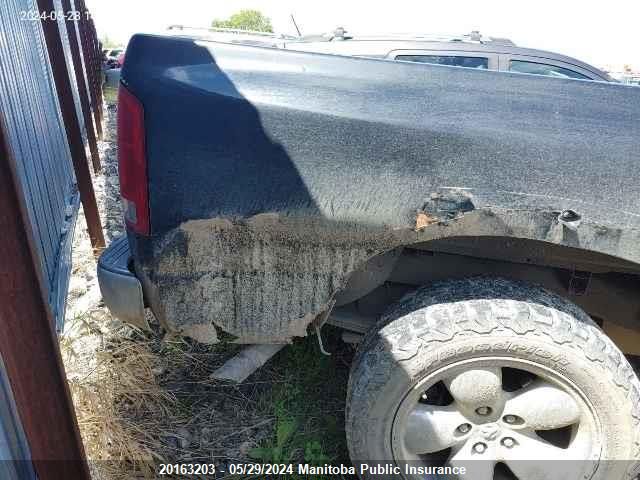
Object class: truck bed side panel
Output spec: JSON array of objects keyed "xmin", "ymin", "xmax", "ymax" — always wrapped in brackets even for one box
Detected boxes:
[{"xmin": 121, "ymin": 35, "xmax": 640, "ymax": 343}]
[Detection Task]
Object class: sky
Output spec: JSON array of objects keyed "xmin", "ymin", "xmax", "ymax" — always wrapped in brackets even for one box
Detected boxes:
[{"xmin": 85, "ymin": 0, "xmax": 639, "ymax": 71}]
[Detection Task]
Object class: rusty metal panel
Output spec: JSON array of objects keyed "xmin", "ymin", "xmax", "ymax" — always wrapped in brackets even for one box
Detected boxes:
[{"xmin": 0, "ymin": 0, "xmax": 79, "ymax": 328}]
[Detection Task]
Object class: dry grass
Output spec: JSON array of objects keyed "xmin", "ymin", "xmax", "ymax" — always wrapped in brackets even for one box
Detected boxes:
[
  {"xmin": 62, "ymin": 305, "xmax": 350, "ymax": 479},
  {"xmin": 62, "ymin": 315, "xmax": 166, "ymax": 478}
]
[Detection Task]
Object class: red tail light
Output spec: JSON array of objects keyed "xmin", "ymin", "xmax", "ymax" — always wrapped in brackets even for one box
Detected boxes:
[{"xmin": 118, "ymin": 84, "xmax": 149, "ymax": 235}]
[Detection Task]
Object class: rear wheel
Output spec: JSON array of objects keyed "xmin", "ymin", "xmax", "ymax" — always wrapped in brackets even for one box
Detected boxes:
[{"xmin": 346, "ymin": 278, "xmax": 640, "ymax": 480}]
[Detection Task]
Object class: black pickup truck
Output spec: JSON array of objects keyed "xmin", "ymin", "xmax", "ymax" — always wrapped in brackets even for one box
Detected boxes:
[{"xmin": 98, "ymin": 31, "xmax": 640, "ymax": 479}]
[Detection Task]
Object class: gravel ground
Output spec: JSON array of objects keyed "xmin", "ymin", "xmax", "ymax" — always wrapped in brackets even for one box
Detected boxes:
[{"xmin": 61, "ymin": 99, "xmax": 353, "ymax": 480}]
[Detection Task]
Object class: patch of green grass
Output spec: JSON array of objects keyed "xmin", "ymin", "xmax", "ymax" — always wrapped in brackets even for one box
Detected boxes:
[{"xmin": 250, "ymin": 327, "xmax": 355, "ymax": 479}]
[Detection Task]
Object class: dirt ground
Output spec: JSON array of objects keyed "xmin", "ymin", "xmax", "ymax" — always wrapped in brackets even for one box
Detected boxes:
[{"xmin": 62, "ymin": 99, "xmax": 355, "ymax": 480}]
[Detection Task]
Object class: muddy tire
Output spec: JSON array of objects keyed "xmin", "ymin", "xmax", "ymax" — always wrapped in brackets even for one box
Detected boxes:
[{"xmin": 346, "ymin": 277, "xmax": 640, "ymax": 480}]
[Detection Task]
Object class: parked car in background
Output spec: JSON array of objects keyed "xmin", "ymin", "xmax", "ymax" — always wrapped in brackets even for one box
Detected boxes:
[
  {"xmin": 103, "ymin": 47, "xmax": 124, "ymax": 69},
  {"xmin": 622, "ymin": 75, "xmax": 640, "ymax": 85},
  {"xmin": 100, "ymin": 28, "xmax": 640, "ymax": 479},
  {"xmin": 166, "ymin": 27, "xmax": 614, "ymax": 81},
  {"xmin": 289, "ymin": 30, "xmax": 614, "ymax": 81}
]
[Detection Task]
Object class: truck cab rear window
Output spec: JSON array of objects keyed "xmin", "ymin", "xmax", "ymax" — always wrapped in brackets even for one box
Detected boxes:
[
  {"xmin": 509, "ymin": 60, "xmax": 590, "ymax": 79},
  {"xmin": 395, "ymin": 55, "xmax": 488, "ymax": 69}
]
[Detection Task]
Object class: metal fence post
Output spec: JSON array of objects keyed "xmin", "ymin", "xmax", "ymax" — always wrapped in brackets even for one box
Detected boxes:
[
  {"xmin": 37, "ymin": 0, "xmax": 105, "ymax": 252},
  {"xmin": 61, "ymin": 0, "xmax": 101, "ymax": 173},
  {"xmin": 0, "ymin": 119, "xmax": 91, "ymax": 480},
  {"xmin": 88, "ymin": 17, "xmax": 104, "ymax": 125},
  {"xmin": 76, "ymin": 0, "xmax": 103, "ymax": 139}
]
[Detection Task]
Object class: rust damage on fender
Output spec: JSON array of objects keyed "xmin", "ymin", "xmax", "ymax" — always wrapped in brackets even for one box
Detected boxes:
[
  {"xmin": 415, "ymin": 213, "xmax": 438, "ymax": 231},
  {"xmin": 416, "ymin": 189, "xmax": 476, "ymax": 231},
  {"xmin": 135, "ymin": 189, "xmax": 640, "ymax": 344}
]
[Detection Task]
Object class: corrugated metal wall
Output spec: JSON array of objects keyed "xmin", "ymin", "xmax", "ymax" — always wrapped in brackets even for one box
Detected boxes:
[
  {"xmin": 0, "ymin": 1, "xmax": 102, "ymax": 476},
  {"xmin": 0, "ymin": 0, "xmax": 79, "ymax": 327},
  {"xmin": 0, "ymin": 355, "xmax": 36, "ymax": 480}
]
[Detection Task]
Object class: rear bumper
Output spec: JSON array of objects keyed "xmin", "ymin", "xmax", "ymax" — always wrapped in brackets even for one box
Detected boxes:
[{"xmin": 97, "ymin": 236, "xmax": 148, "ymax": 329}]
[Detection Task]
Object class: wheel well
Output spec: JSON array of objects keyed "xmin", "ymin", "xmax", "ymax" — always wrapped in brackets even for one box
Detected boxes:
[{"xmin": 336, "ymin": 236, "xmax": 640, "ymax": 335}]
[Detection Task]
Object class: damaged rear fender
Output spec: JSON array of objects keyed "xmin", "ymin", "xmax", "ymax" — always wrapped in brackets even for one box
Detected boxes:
[{"xmin": 132, "ymin": 193, "xmax": 640, "ymax": 344}]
